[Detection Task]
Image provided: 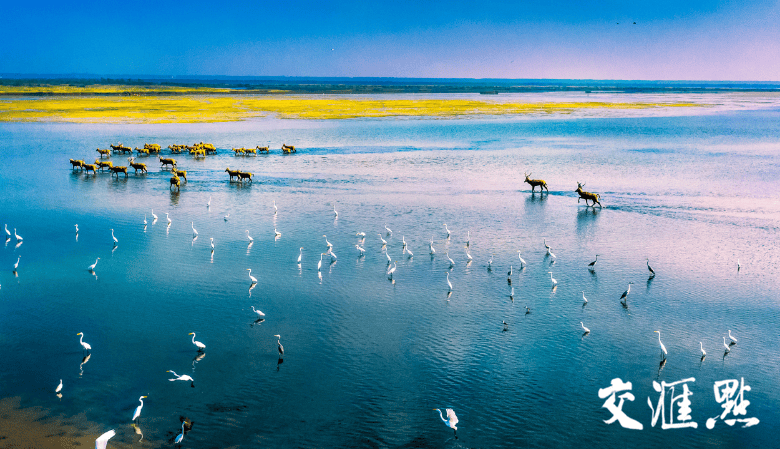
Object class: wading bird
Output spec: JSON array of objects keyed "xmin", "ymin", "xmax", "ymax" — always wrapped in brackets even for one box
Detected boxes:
[
  {"xmin": 207, "ymin": 196, "xmax": 211, "ymax": 208},
  {"xmin": 588, "ymin": 255, "xmax": 599, "ymax": 269},
  {"xmin": 77, "ymin": 332, "xmax": 91, "ymax": 353},
  {"xmin": 143, "ymin": 215, "xmax": 147, "ymax": 225},
  {"xmin": 387, "ymin": 261, "xmax": 397, "ymax": 279},
  {"xmin": 700, "ymin": 342, "xmax": 706, "ymax": 358},
  {"xmin": 620, "ymin": 282, "xmax": 634, "ymax": 302},
  {"xmin": 297, "ymin": 247, "xmax": 303, "ymax": 263},
  {"xmin": 87, "ymin": 257, "xmax": 100, "ymax": 271},
  {"xmin": 13, "ymin": 255, "xmax": 20, "ymax": 271},
  {"xmin": 549, "ymin": 272, "xmax": 557, "ymax": 286},
  {"xmin": 646, "ymin": 258, "xmax": 655, "ymax": 277},
  {"xmin": 466, "ymin": 251, "xmax": 472, "ymax": 261},
  {"xmin": 274, "ymin": 334, "xmax": 284, "ymax": 356},
  {"xmin": 402, "ymin": 236, "xmax": 407, "ymax": 249},
  {"xmin": 444, "ymin": 223, "xmax": 451, "ymax": 238},
  {"xmin": 274, "ymin": 228, "xmax": 282, "ymax": 238},
  {"xmin": 167, "ymin": 370, "xmax": 194, "ymax": 382},
  {"xmin": 446, "ymin": 252, "xmax": 455, "ymax": 267},
  {"xmin": 151, "ymin": 209, "xmax": 158, "ymax": 220},
  {"xmin": 224, "ymin": 213, "xmax": 230, "ymax": 221},
  {"xmin": 582, "ymin": 291, "xmax": 588, "ymax": 303},
  {"xmin": 737, "ymin": 259, "xmax": 741, "ymax": 271},
  {"xmin": 110, "ymin": 229, "xmax": 118, "ymax": 245},
  {"xmin": 333, "ymin": 203, "xmax": 338, "ymax": 218},
  {"xmin": 378, "ymin": 234, "xmax": 387, "ymax": 246},
  {"xmin": 488, "ymin": 254, "xmax": 493, "ymax": 268},
  {"xmin": 250, "ymin": 306, "xmax": 265, "ymax": 318},
  {"xmin": 273, "ymin": 200, "xmax": 277, "ymax": 214},
  {"xmin": 166, "ymin": 213, "xmax": 171, "ymax": 225},
  {"xmin": 14, "ymin": 228, "xmax": 22, "ymax": 242},
  {"xmin": 356, "ymin": 231, "xmax": 366, "ymax": 237},
  {"xmin": 729, "ymin": 330, "xmax": 738, "ymax": 344},
  {"xmin": 56, "ymin": 379, "xmax": 62, "ymax": 393},
  {"xmin": 318, "ymin": 253, "xmax": 324, "ymax": 271},
  {"xmin": 406, "ymin": 248, "xmax": 413, "ymax": 257},
  {"xmin": 466, "ymin": 230, "xmax": 470, "ymax": 246},
  {"xmin": 329, "ymin": 250, "xmax": 337, "ymax": 261},
  {"xmin": 655, "ymin": 331, "xmax": 667, "ymax": 358},
  {"xmin": 175, "ymin": 421, "xmax": 185, "ymax": 444},
  {"xmin": 429, "ymin": 239, "xmax": 436, "ymax": 255},
  {"xmin": 385, "ymin": 225, "xmax": 392, "ymax": 235},
  {"xmin": 581, "ymin": 322, "xmax": 590, "ymax": 334},
  {"xmin": 323, "ymin": 235, "xmax": 333, "ymax": 248},
  {"xmin": 132, "ymin": 396, "xmax": 147, "ymax": 421},
  {"xmin": 189, "ymin": 333, "xmax": 205, "ymax": 351},
  {"xmin": 446, "ymin": 272, "xmax": 453, "ymax": 291},
  {"xmin": 508, "ymin": 265, "xmax": 513, "ymax": 277},
  {"xmin": 245, "ymin": 230, "xmax": 253, "ymax": 242},
  {"xmin": 544, "ymin": 239, "xmax": 550, "ymax": 250},
  {"xmin": 247, "ymin": 269, "xmax": 257, "ymax": 284},
  {"xmin": 75, "ymin": 224, "xmax": 79, "ymax": 233},
  {"xmin": 518, "ymin": 251, "xmax": 526, "ymax": 267},
  {"xmin": 4, "ymin": 224, "xmax": 9, "ymax": 237},
  {"xmin": 191, "ymin": 222, "xmax": 198, "ymax": 237},
  {"xmin": 210, "ymin": 238, "xmax": 215, "ymax": 250},
  {"xmin": 434, "ymin": 408, "xmax": 458, "ymax": 436},
  {"xmin": 723, "ymin": 337, "xmax": 731, "ymax": 353},
  {"xmin": 95, "ymin": 429, "xmax": 116, "ymax": 449},
  {"xmin": 355, "ymin": 244, "xmax": 365, "ymax": 255}
]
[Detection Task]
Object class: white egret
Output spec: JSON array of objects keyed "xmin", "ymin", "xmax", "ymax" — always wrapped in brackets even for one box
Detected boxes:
[
  {"xmin": 446, "ymin": 252, "xmax": 455, "ymax": 267},
  {"xmin": 402, "ymin": 236, "xmax": 407, "ymax": 248},
  {"xmin": 544, "ymin": 238, "xmax": 550, "ymax": 250},
  {"xmin": 508, "ymin": 265, "xmax": 513, "ymax": 276},
  {"xmin": 548, "ymin": 272, "xmax": 557, "ymax": 286},
  {"xmin": 77, "ymin": 332, "xmax": 91, "ymax": 353},
  {"xmin": 446, "ymin": 272, "xmax": 453, "ymax": 291},
  {"xmin": 581, "ymin": 322, "xmax": 591, "ymax": 334},
  {"xmin": 355, "ymin": 244, "xmax": 365, "ymax": 255},
  {"xmin": 385, "ymin": 250, "xmax": 392, "ymax": 264},
  {"xmin": 444, "ymin": 223, "xmax": 451, "ymax": 238},
  {"xmin": 188, "ymin": 332, "xmax": 205, "ymax": 351},
  {"xmin": 75, "ymin": 224, "xmax": 79, "ymax": 233},
  {"xmin": 466, "ymin": 230, "xmax": 470, "ymax": 246},
  {"xmin": 166, "ymin": 370, "xmax": 194, "ymax": 382},
  {"xmin": 4, "ymin": 224, "xmax": 9, "ymax": 237},
  {"xmin": 329, "ymin": 251, "xmax": 338, "ymax": 261},
  {"xmin": 190, "ymin": 222, "xmax": 198, "ymax": 237},
  {"xmin": 110, "ymin": 228, "xmax": 118, "ymax": 245},
  {"xmin": 143, "ymin": 215, "xmax": 147, "ymax": 225},
  {"xmin": 547, "ymin": 248, "xmax": 556, "ymax": 259},
  {"xmin": 151, "ymin": 209, "xmax": 158, "ymax": 220},
  {"xmin": 510, "ymin": 286, "xmax": 514, "ymax": 298},
  {"xmin": 378, "ymin": 234, "xmax": 387, "ymax": 245},
  {"xmin": 434, "ymin": 408, "xmax": 458, "ymax": 435},
  {"xmin": 56, "ymin": 379, "xmax": 62, "ymax": 393},
  {"xmin": 646, "ymin": 258, "xmax": 655, "ymax": 276},
  {"xmin": 224, "ymin": 213, "xmax": 230, "ymax": 221},
  {"xmin": 723, "ymin": 337, "xmax": 730, "ymax": 352},
  {"xmin": 429, "ymin": 239, "xmax": 436, "ymax": 255},
  {"xmin": 250, "ymin": 306, "xmax": 265, "ymax": 318},
  {"xmin": 655, "ymin": 330, "xmax": 668, "ymax": 358},
  {"xmin": 95, "ymin": 429, "xmax": 116, "ymax": 449},
  {"xmin": 175, "ymin": 422, "xmax": 185, "ymax": 444},
  {"xmin": 356, "ymin": 231, "xmax": 366, "ymax": 237},
  {"xmin": 582, "ymin": 291, "xmax": 588, "ymax": 303},
  {"xmin": 274, "ymin": 228, "xmax": 281, "ymax": 237},
  {"xmin": 132, "ymin": 396, "xmax": 147, "ymax": 421},
  {"xmin": 488, "ymin": 254, "xmax": 493, "ymax": 267},
  {"xmin": 166, "ymin": 213, "xmax": 171, "ymax": 224},
  {"xmin": 297, "ymin": 247, "xmax": 303, "ymax": 263},
  {"xmin": 87, "ymin": 257, "xmax": 100, "ymax": 271},
  {"xmin": 273, "ymin": 200, "xmax": 278, "ymax": 214},
  {"xmin": 385, "ymin": 225, "xmax": 392, "ymax": 235},
  {"xmin": 333, "ymin": 203, "xmax": 338, "ymax": 217},
  {"xmin": 737, "ymin": 259, "xmax": 741, "ymax": 271},
  {"xmin": 387, "ymin": 261, "xmax": 397, "ymax": 278},
  {"xmin": 323, "ymin": 235, "xmax": 332, "ymax": 248},
  {"xmin": 620, "ymin": 282, "xmax": 634, "ymax": 301},
  {"xmin": 700, "ymin": 342, "xmax": 706, "ymax": 358},
  {"xmin": 728, "ymin": 330, "xmax": 738, "ymax": 344},
  {"xmin": 210, "ymin": 238, "xmax": 215, "ymax": 250},
  {"xmin": 466, "ymin": 251, "xmax": 472, "ymax": 261},
  {"xmin": 246, "ymin": 230, "xmax": 253, "ymax": 242},
  {"xmin": 318, "ymin": 253, "xmax": 324, "ymax": 270},
  {"xmin": 13, "ymin": 255, "xmax": 20, "ymax": 271},
  {"xmin": 274, "ymin": 334, "xmax": 284, "ymax": 356},
  {"xmin": 14, "ymin": 229, "xmax": 22, "ymax": 242},
  {"xmin": 588, "ymin": 254, "xmax": 599, "ymax": 269},
  {"xmin": 207, "ymin": 196, "xmax": 211, "ymax": 208},
  {"xmin": 247, "ymin": 269, "xmax": 257, "ymax": 284},
  {"xmin": 406, "ymin": 248, "xmax": 413, "ymax": 257},
  {"xmin": 518, "ymin": 251, "xmax": 526, "ymax": 267}
]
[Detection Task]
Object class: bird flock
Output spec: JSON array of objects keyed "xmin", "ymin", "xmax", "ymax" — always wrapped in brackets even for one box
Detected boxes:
[{"xmin": 4, "ymin": 196, "xmax": 746, "ymax": 445}]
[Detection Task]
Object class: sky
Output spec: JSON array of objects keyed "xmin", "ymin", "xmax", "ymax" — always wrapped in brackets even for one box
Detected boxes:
[{"xmin": 1, "ymin": 0, "xmax": 779, "ymax": 80}]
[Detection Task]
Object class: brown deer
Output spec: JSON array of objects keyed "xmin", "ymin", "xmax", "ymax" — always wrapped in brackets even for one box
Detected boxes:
[
  {"xmin": 135, "ymin": 147, "xmax": 150, "ymax": 156},
  {"xmin": 128, "ymin": 157, "xmax": 148, "ymax": 174},
  {"xmin": 96, "ymin": 148, "xmax": 111, "ymax": 158},
  {"xmin": 82, "ymin": 163, "xmax": 97, "ymax": 174},
  {"xmin": 170, "ymin": 174, "xmax": 181, "ymax": 191},
  {"xmin": 110, "ymin": 165, "xmax": 128, "ymax": 177},
  {"xmin": 159, "ymin": 157, "xmax": 177, "ymax": 168},
  {"xmin": 144, "ymin": 143, "xmax": 161, "ymax": 152},
  {"xmin": 237, "ymin": 171, "xmax": 254, "ymax": 182},
  {"xmin": 69, "ymin": 159, "xmax": 85, "ymax": 170},
  {"xmin": 94, "ymin": 159, "xmax": 113, "ymax": 172},
  {"xmin": 172, "ymin": 167, "xmax": 187, "ymax": 182},
  {"xmin": 282, "ymin": 144, "xmax": 296, "ymax": 154},
  {"xmin": 524, "ymin": 173, "xmax": 549, "ymax": 193},
  {"xmin": 225, "ymin": 167, "xmax": 241, "ymax": 181},
  {"xmin": 256, "ymin": 146, "xmax": 270, "ymax": 153},
  {"xmin": 575, "ymin": 182, "xmax": 602, "ymax": 208}
]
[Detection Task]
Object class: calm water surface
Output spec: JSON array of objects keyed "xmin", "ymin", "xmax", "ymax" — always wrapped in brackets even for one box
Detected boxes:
[{"xmin": 0, "ymin": 96, "xmax": 779, "ymax": 448}]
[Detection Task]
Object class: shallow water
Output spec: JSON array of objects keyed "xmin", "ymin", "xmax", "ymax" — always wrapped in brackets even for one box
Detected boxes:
[{"xmin": 0, "ymin": 95, "xmax": 779, "ymax": 448}]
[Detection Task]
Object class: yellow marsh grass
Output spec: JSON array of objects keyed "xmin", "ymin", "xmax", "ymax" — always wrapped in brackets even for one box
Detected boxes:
[{"xmin": 0, "ymin": 95, "xmax": 699, "ymax": 124}]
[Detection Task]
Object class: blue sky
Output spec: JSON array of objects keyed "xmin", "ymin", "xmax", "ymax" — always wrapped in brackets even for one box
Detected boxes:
[{"xmin": 1, "ymin": 0, "xmax": 778, "ymax": 80}]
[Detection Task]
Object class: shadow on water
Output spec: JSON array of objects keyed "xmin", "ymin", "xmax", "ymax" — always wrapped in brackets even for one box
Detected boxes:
[
  {"xmin": 576, "ymin": 206, "xmax": 600, "ymax": 231},
  {"xmin": 169, "ymin": 190, "xmax": 181, "ymax": 207},
  {"xmin": 524, "ymin": 191, "xmax": 548, "ymax": 208}
]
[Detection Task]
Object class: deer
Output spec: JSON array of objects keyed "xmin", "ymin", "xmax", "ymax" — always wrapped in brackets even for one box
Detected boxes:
[
  {"xmin": 524, "ymin": 172, "xmax": 549, "ymax": 193},
  {"xmin": 232, "ymin": 148, "xmax": 246, "ymax": 155},
  {"xmin": 128, "ymin": 157, "xmax": 148, "ymax": 174},
  {"xmin": 225, "ymin": 167, "xmax": 241, "ymax": 181},
  {"xmin": 159, "ymin": 156, "xmax": 177, "ymax": 168},
  {"xmin": 237, "ymin": 171, "xmax": 254, "ymax": 182},
  {"xmin": 96, "ymin": 148, "xmax": 111, "ymax": 158},
  {"xmin": 110, "ymin": 165, "xmax": 128, "ymax": 178},
  {"xmin": 69, "ymin": 159, "xmax": 85, "ymax": 170},
  {"xmin": 134, "ymin": 147, "xmax": 150, "ymax": 156},
  {"xmin": 171, "ymin": 167, "xmax": 187, "ymax": 182},
  {"xmin": 94, "ymin": 159, "xmax": 113, "ymax": 172},
  {"xmin": 575, "ymin": 182, "xmax": 602, "ymax": 208},
  {"xmin": 256, "ymin": 146, "xmax": 270, "ymax": 153},
  {"xmin": 170, "ymin": 174, "xmax": 181, "ymax": 191},
  {"xmin": 282, "ymin": 144, "xmax": 296, "ymax": 154},
  {"xmin": 82, "ymin": 163, "xmax": 97, "ymax": 174}
]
